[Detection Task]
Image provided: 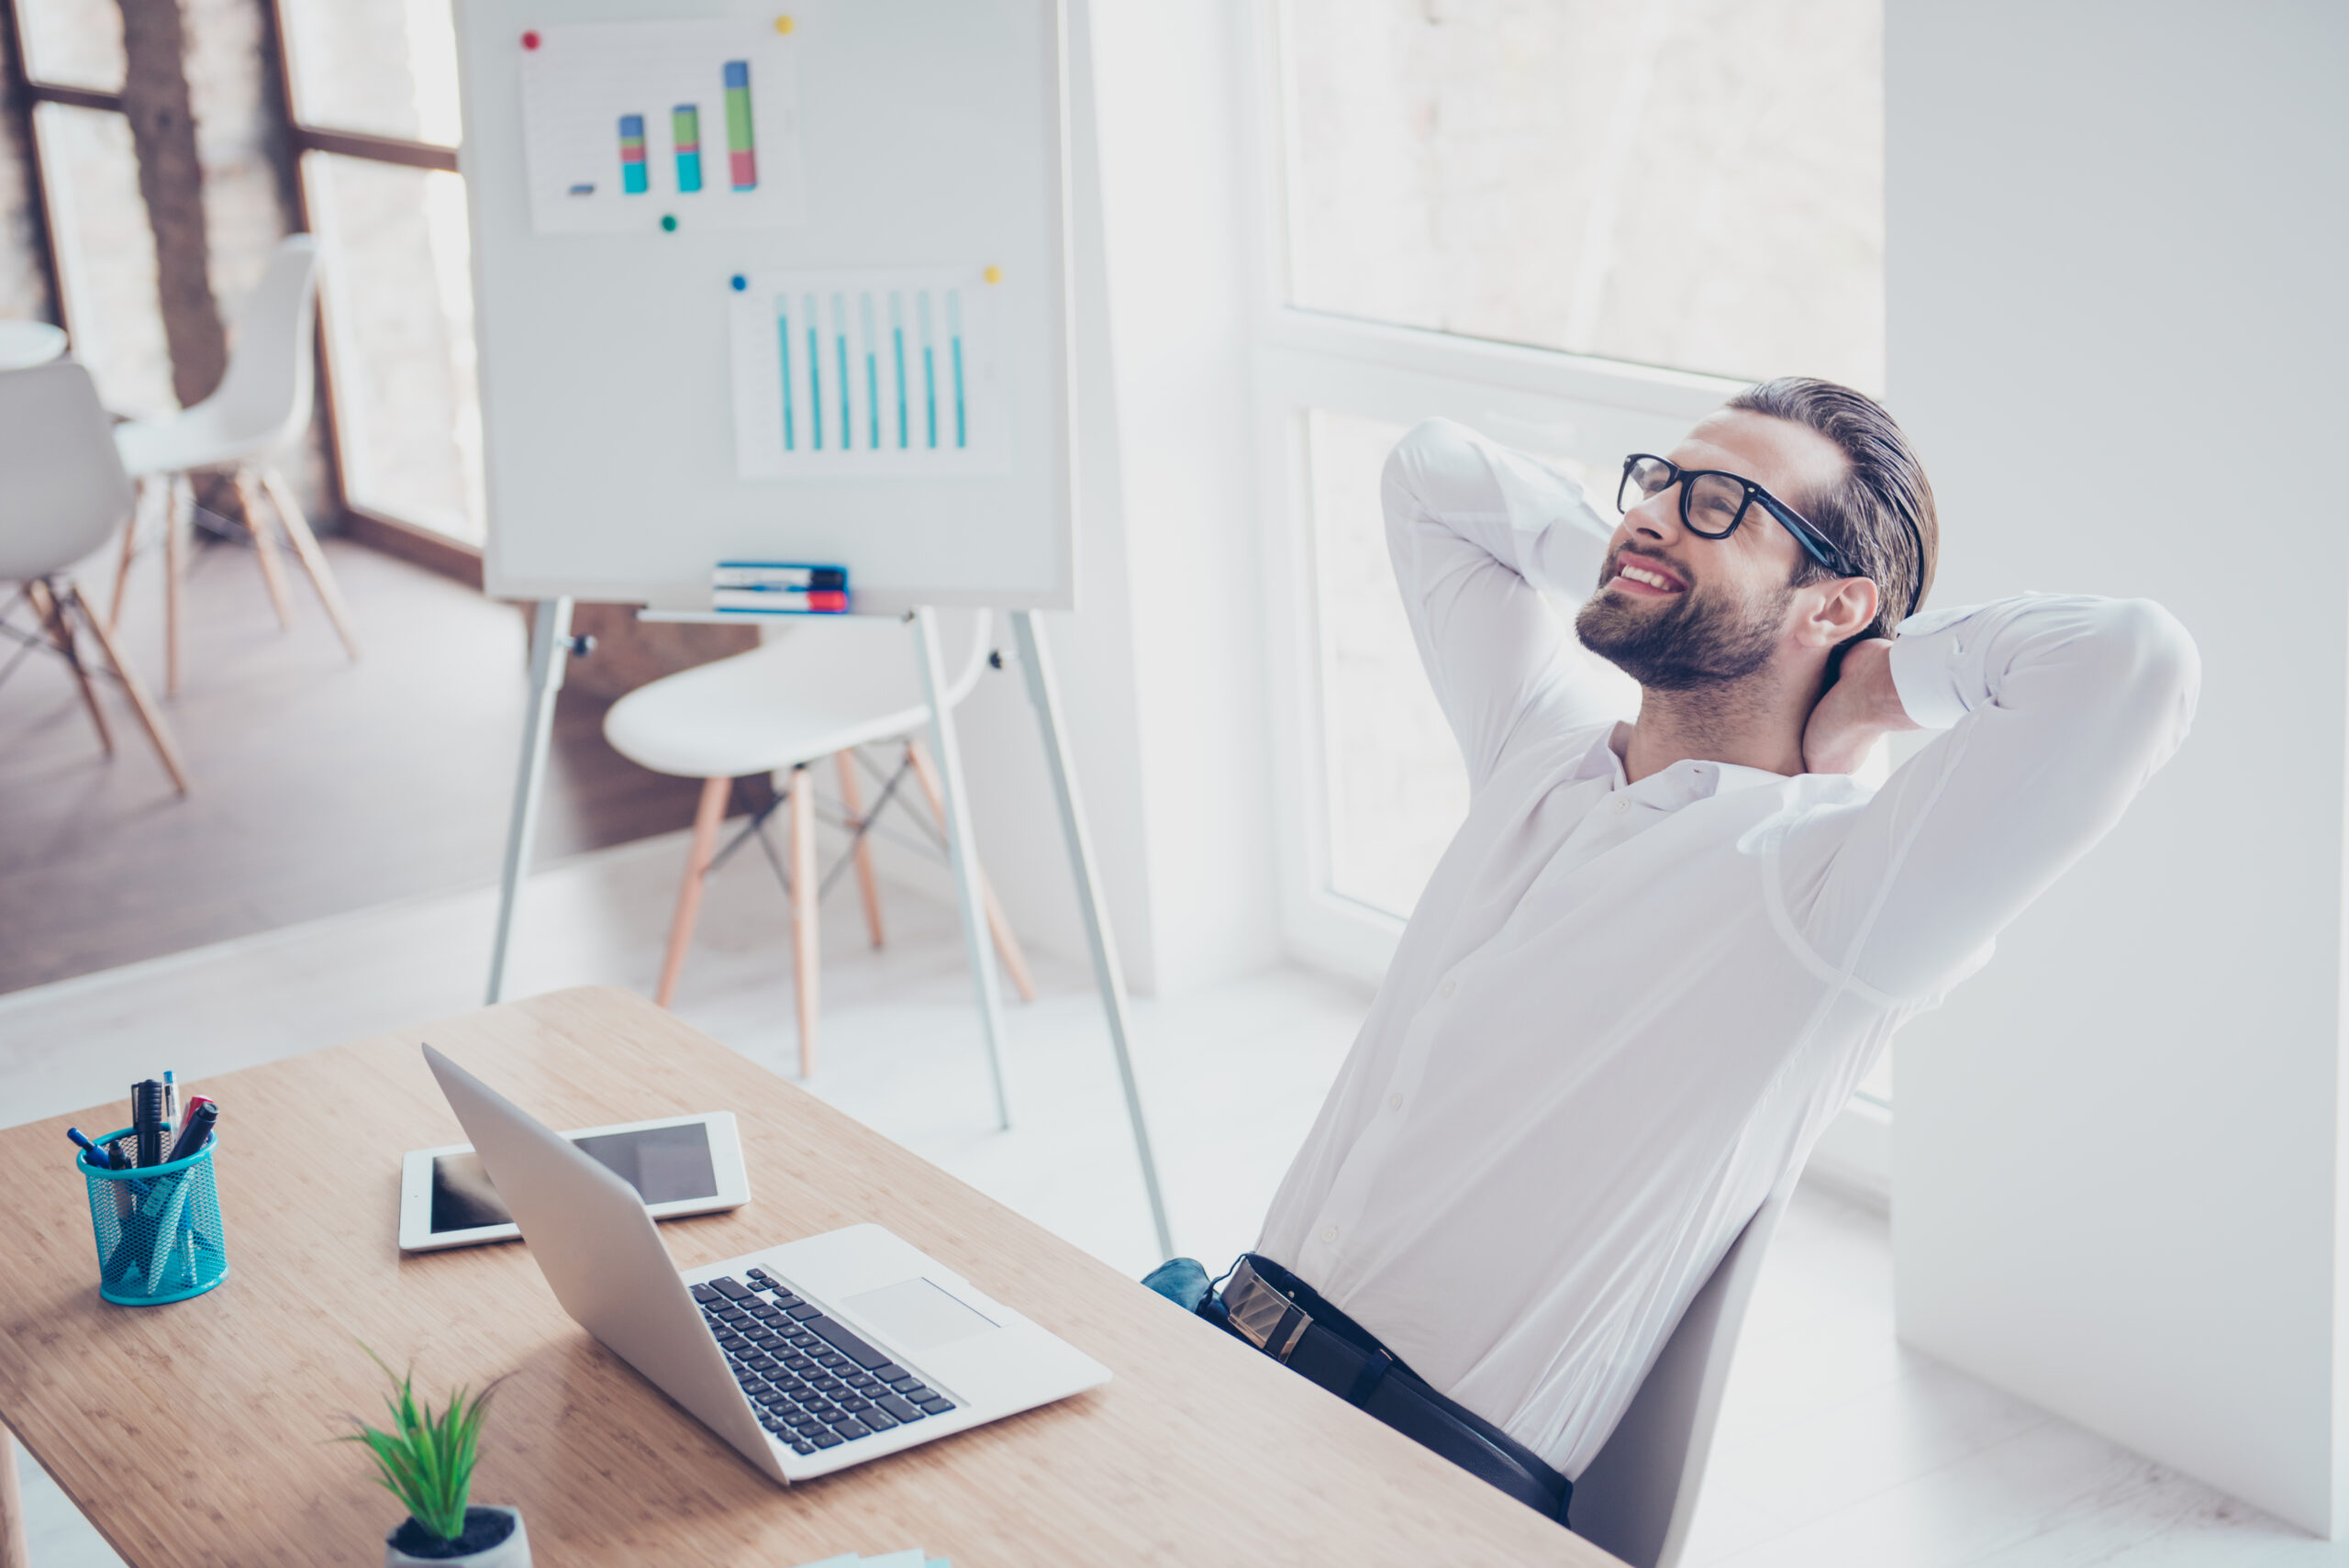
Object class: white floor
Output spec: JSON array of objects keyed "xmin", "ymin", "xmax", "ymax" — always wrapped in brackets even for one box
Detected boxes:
[{"xmin": 0, "ymin": 834, "xmax": 2336, "ymax": 1565}]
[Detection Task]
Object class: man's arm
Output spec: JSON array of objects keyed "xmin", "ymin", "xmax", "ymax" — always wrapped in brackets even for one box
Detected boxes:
[
  {"xmin": 1383, "ymin": 417, "xmax": 1623, "ymax": 788},
  {"xmin": 1779, "ymin": 594, "xmax": 2200, "ymax": 1001}
]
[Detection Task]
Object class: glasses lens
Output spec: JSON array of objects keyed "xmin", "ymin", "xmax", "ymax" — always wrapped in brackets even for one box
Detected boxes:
[
  {"xmin": 1684, "ymin": 473, "xmax": 1748, "ymax": 537},
  {"xmin": 1620, "ymin": 456, "xmax": 1674, "ymax": 514}
]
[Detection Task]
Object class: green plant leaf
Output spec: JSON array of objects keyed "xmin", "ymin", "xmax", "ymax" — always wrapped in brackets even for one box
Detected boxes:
[{"xmin": 336, "ymin": 1347, "xmax": 506, "ymax": 1544}]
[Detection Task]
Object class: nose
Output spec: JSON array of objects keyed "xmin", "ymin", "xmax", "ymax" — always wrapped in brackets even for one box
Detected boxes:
[{"xmin": 1624, "ymin": 485, "xmax": 1684, "ymax": 547}]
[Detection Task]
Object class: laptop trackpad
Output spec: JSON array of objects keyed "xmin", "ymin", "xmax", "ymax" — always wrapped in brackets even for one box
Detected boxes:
[{"xmin": 843, "ymin": 1277, "xmax": 999, "ymax": 1352}]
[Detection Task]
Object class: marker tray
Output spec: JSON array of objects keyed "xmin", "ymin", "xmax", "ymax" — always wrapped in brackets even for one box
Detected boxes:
[{"xmin": 78, "ymin": 1126, "xmax": 229, "ymax": 1306}]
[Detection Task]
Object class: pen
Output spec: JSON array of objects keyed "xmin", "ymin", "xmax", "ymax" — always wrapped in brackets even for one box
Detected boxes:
[
  {"xmin": 131, "ymin": 1079, "xmax": 165, "ymax": 1167},
  {"xmin": 66, "ymin": 1128, "xmax": 120, "ymax": 1169},
  {"xmin": 163, "ymin": 1099, "xmax": 218, "ymax": 1164},
  {"xmin": 162, "ymin": 1071, "xmax": 179, "ymax": 1139}
]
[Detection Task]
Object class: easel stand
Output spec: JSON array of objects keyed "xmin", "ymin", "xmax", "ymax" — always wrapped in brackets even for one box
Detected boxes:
[{"xmin": 484, "ymin": 600, "xmax": 1174, "ymax": 1261}]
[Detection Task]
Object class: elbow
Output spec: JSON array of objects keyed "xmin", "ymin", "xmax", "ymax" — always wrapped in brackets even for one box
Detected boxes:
[
  {"xmin": 2091, "ymin": 598, "xmax": 2202, "ymax": 755},
  {"xmin": 1383, "ymin": 417, "xmax": 1478, "ymax": 502}
]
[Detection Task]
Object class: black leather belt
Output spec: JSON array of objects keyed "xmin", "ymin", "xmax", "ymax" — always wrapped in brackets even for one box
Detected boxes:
[{"xmin": 1220, "ymin": 1253, "xmax": 1572, "ymax": 1525}]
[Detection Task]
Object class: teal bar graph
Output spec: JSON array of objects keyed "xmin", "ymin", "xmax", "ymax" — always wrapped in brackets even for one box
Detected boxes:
[
  {"xmin": 890, "ymin": 293, "xmax": 908, "ymax": 449},
  {"xmin": 861, "ymin": 294, "xmax": 880, "ymax": 450},
  {"xmin": 918, "ymin": 292, "xmax": 937, "ymax": 449},
  {"xmin": 947, "ymin": 290, "xmax": 966, "ymax": 449},
  {"xmin": 778, "ymin": 306, "xmax": 794, "ymax": 450},
  {"xmin": 806, "ymin": 295, "xmax": 822, "ymax": 450},
  {"xmin": 831, "ymin": 293, "xmax": 850, "ymax": 451}
]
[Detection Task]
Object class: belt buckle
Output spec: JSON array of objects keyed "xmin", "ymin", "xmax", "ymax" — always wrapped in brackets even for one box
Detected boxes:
[{"xmin": 1225, "ymin": 1259, "xmax": 1311, "ymax": 1363}]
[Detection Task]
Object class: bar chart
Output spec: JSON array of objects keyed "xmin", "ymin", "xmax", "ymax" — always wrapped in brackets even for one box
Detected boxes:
[
  {"xmin": 518, "ymin": 19, "xmax": 802, "ymax": 235},
  {"xmin": 730, "ymin": 267, "xmax": 1011, "ymax": 479}
]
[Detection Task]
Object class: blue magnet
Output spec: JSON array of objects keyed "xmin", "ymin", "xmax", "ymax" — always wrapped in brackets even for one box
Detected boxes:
[{"xmin": 730, "ymin": 273, "xmax": 747, "ymax": 291}]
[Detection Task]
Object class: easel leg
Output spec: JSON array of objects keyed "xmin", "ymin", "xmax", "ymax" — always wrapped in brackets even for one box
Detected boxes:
[
  {"xmin": 787, "ymin": 763, "xmax": 821, "ymax": 1077},
  {"xmin": 1012, "ymin": 609, "xmax": 1174, "ymax": 1261},
  {"xmin": 1, "ymin": 1423, "xmax": 28, "ymax": 1568},
  {"xmin": 486, "ymin": 596, "xmax": 573, "ymax": 1004},
  {"xmin": 910, "ymin": 606, "xmax": 1011, "ymax": 1130}
]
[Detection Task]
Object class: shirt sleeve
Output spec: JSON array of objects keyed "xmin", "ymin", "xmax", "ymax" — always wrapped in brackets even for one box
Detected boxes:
[
  {"xmin": 1774, "ymin": 593, "xmax": 2201, "ymax": 1002},
  {"xmin": 1382, "ymin": 417, "xmax": 1626, "ymax": 789}
]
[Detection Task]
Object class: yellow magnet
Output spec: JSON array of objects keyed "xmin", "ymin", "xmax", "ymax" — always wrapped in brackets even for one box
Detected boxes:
[
  {"xmin": 983, "ymin": 265, "xmax": 1003, "ymax": 284},
  {"xmin": 775, "ymin": 15, "xmax": 794, "ymax": 32}
]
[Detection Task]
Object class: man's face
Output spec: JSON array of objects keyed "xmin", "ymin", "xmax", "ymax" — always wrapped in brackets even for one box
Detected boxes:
[{"xmin": 1574, "ymin": 410, "xmax": 1851, "ymax": 691}]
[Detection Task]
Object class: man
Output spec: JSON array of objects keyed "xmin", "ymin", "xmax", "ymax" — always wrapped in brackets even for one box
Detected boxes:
[{"xmin": 1151, "ymin": 378, "xmax": 2199, "ymax": 1526}]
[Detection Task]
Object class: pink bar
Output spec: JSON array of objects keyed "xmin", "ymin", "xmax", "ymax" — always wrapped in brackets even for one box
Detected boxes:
[{"xmin": 729, "ymin": 149, "xmax": 757, "ymax": 190}]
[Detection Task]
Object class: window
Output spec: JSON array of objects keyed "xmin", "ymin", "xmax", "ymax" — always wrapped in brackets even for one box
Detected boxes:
[
  {"xmin": 2, "ymin": 0, "xmax": 484, "ymax": 552},
  {"xmin": 1252, "ymin": 0, "xmax": 1883, "ymax": 976}
]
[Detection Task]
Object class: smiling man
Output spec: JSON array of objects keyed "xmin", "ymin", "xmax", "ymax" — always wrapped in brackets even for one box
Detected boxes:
[{"xmin": 1158, "ymin": 378, "xmax": 2199, "ymax": 1527}]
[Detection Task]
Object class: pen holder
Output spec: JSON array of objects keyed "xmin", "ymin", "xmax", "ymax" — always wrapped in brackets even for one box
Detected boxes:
[{"xmin": 79, "ymin": 1126, "xmax": 229, "ymax": 1306}]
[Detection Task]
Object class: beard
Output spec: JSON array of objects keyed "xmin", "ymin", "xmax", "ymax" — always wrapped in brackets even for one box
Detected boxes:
[{"xmin": 1574, "ymin": 558, "xmax": 1792, "ymax": 692}]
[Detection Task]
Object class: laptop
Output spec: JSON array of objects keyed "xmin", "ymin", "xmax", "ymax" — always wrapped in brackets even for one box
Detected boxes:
[{"xmin": 423, "ymin": 1043, "xmax": 1110, "ymax": 1482}]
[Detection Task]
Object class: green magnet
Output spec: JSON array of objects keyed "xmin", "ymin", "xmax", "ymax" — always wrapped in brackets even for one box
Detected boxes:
[{"xmin": 661, "ymin": 214, "xmax": 678, "ymax": 232}]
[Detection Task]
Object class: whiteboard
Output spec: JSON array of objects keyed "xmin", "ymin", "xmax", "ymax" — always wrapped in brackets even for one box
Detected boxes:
[{"xmin": 455, "ymin": 0, "xmax": 1074, "ymax": 612}]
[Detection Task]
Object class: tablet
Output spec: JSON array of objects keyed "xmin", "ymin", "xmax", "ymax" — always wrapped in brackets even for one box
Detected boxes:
[{"xmin": 397, "ymin": 1111, "xmax": 748, "ymax": 1251}]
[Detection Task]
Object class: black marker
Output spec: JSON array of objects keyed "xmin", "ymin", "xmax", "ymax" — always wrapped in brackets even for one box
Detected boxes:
[
  {"xmin": 130, "ymin": 1079, "xmax": 166, "ymax": 1167},
  {"xmin": 163, "ymin": 1099, "xmax": 217, "ymax": 1164}
]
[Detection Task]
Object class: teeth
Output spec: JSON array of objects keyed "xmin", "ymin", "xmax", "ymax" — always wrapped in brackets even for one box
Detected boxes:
[{"xmin": 1619, "ymin": 564, "xmax": 1678, "ymax": 590}]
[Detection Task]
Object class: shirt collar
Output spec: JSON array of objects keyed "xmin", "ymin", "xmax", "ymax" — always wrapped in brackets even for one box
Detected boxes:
[{"xmin": 1575, "ymin": 722, "xmax": 1790, "ymax": 807}]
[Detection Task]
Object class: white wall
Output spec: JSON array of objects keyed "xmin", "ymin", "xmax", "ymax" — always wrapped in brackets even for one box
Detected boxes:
[
  {"xmin": 877, "ymin": 0, "xmax": 1281, "ymax": 999},
  {"xmin": 1886, "ymin": 1, "xmax": 2349, "ymax": 1534}
]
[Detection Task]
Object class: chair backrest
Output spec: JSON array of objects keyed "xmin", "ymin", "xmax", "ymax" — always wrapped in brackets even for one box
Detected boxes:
[
  {"xmin": 204, "ymin": 234, "xmax": 319, "ymax": 452},
  {"xmin": 0, "ymin": 361, "xmax": 136, "ymax": 581},
  {"xmin": 1569, "ymin": 1171, "xmax": 1800, "ymax": 1568}
]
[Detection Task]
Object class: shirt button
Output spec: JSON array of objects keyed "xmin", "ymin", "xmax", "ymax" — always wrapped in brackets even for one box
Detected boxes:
[
  {"xmin": 1319, "ymin": 1226, "xmax": 1339, "ymax": 1245},
  {"xmin": 1387, "ymin": 1093, "xmax": 1403, "ymax": 1110},
  {"xmin": 1612, "ymin": 797, "xmax": 1630, "ymax": 815},
  {"xmin": 1439, "ymin": 978, "xmax": 1457, "ymax": 998}
]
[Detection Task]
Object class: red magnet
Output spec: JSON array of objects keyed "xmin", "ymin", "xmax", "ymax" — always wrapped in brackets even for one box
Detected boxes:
[{"xmin": 521, "ymin": 29, "xmax": 541, "ymax": 49}]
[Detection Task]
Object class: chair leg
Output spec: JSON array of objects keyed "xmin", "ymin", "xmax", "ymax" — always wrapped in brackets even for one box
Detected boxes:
[
  {"xmin": 231, "ymin": 467, "xmax": 295, "ymax": 630},
  {"xmin": 259, "ymin": 467, "xmax": 362, "ymax": 662},
  {"xmin": 788, "ymin": 764, "xmax": 821, "ymax": 1077},
  {"xmin": 106, "ymin": 480, "xmax": 148, "ymax": 631},
  {"xmin": 905, "ymin": 739, "xmax": 1040, "ymax": 1004},
  {"xmin": 2, "ymin": 1423, "xmax": 29, "ymax": 1568},
  {"xmin": 63, "ymin": 582, "xmax": 190, "ymax": 795},
  {"xmin": 26, "ymin": 579, "xmax": 112, "ymax": 756},
  {"xmin": 834, "ymin": 749, "xmax": 886, "ymax": 949},
  {"xmin": 164, "ymin": 475, "xmax": 188, "ymax": 695},
  {"xmin": 655, "ymin": 776, "xmax": 732, "ymax": 1008}
]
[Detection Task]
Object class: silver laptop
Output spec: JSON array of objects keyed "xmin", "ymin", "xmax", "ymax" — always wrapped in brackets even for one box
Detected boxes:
[{"xmin": 423, "ymin": 1043, "xmax": 1109, "ymax": 1483}]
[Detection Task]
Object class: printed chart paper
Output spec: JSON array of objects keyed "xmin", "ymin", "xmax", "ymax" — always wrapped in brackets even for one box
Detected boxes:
[
  {"xmin": 518, "ymin": 19, "xmax": 806, "ymax": 236},
  {"xmin": 729, "ymin": 268, "xmax": 1013, "ymax": 479}
]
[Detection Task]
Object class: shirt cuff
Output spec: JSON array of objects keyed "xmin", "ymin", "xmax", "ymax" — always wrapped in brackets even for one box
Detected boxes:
[{"xmin": 1887, "ymin": 604, "xmax": 1988, "ymax": 730}]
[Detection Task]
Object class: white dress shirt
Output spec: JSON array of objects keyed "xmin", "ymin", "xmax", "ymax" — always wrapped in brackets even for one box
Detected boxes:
[{"xmin": 1256, "ymin": 417, "xmax": 2200, "ymax": 1480}]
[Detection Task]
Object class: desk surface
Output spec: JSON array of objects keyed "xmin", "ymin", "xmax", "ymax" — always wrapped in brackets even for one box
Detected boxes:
[{"xmin": 0, "ymin": 987, "xmax": 1613, "ymax": 1566}]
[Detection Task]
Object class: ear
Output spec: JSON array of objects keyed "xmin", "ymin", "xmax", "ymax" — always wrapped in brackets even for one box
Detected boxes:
[{"xmin": 1794, "ymin": 576, "xmax": 1880, "ymax": 649}]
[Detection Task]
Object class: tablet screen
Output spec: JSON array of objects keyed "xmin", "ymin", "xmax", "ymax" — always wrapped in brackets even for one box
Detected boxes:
[{"xmin": 428, "ymin": 1121, "xmax": 721, "ymax": 1233}]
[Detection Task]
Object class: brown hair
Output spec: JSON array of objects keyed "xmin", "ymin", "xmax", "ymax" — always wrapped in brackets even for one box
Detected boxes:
[{"xmin": 1726, "ymin": 377, "xmax": 1938, "ymax": 642}]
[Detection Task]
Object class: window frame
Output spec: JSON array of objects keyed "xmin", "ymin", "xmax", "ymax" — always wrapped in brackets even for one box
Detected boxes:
[{"xmin": 0, "ymin": 0, "xmax": 481, "ymax": 582}]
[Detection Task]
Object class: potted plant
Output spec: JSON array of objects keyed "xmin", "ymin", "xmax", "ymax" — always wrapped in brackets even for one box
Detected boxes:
[{"xmin": 341, "ymin": 1351, "xmax": 531, "ymax": 1566}]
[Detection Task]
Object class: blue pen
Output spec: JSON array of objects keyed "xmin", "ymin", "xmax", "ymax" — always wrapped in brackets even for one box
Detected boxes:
[{"xmin": 66, "ymin": 1127, "xmax": 118, "ymax": 1168}]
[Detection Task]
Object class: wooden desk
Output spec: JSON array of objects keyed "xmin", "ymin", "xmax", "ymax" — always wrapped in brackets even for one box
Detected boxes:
[{"xmin": 0, "ymin": 987, "xmax": 1616, "ymax": 1566}]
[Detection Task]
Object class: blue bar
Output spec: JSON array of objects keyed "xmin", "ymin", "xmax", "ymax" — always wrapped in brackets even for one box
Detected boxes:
[
  {"xmin": 918, "ymin": 291, "xmax": 936, "ymax": 450},
  {"xmin": 861, "ymin": 293, "xmax": 880, "ymax": 449},
  {"xmin": 832, "ymin": 292, "xmax": 850, "ymax": 452},
  {"xmin": 806, "ymin": 295, "xmax": 822, "ymax": 450},
  {"xmin": 778, "ymin": 309, "xmax": 794, "ymax": 450},
  {"xmin": 890, "ymin": 292, "xmax": 907, "ymax": 449},
  {"xmin": 947, "ymin": 289, "xmax": 966, "ymax": 449}
]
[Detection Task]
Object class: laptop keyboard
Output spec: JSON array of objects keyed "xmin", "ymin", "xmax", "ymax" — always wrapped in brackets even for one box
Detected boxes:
[{"xmin": 694, "ymin": 1268, "xmax": 959, "ymax": 1455}]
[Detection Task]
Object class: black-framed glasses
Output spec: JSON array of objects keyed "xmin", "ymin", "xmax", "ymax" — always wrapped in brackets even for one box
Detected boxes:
[{"xmin": 1617, "ymin": 453, "xmax": 1862, "ymax": 580}]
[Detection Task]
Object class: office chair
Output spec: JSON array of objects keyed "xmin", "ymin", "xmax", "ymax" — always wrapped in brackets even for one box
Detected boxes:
[
  {"xmin": 109, "ymin": 234, "xmax": 361, "ymax": 692},
  {"xmin": 0, "ymin": 361, "xmax": 191, "ymax": 793},
  {"xmin": 1569, "ymin": 1170, "xmax": 1799, "ymax": 1568},
  {"xmin": 603, "ymin": 608, "xmax": 1036, "ymax": 1077}
]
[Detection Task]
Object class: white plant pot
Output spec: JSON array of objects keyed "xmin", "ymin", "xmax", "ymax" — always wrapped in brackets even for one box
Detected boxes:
[{"xmin": 384, "ymin": 1506, "xmax": 531, "ymax": 1567}]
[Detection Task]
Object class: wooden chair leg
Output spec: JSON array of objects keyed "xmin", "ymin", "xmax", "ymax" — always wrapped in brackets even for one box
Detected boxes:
[
  {"xmin": 834, "ymin": 749, "xmax": 886, "ymax": 948},
  {"xmin": 905, "ymin": 739, "xmax": 1040, "ymax": 1004},
  {"xmin": 106, "ymin": 478, "xmax": 148, "ymax": 631},
  {"xmin": 165, "ymin": 475, "xmax": 188, "ymax": 695},
  {"xmin": 231, "ymin": 467, "xmax": 295, "ymax": 630},
  {"xmin": 788, "ymin": 764, "xmax": 820, "ymax": 1077},
  {"xmin": 1, "ymin": 1424, "xmax": 29, "ymax": 1568},
  {"xmin": 64, "ymin": 583, "xmax": 190, "ymax": 795},
  {"xmin": 259, "ymin": 466, "xmax": 362, "ymax": 662},
  {"xmin": 27, "ymin": 579, "xmax": 111, "ymax": 755},
  {"xmin": 656, "ymin": 776, "xmax": 732, "ymax": 1007}
]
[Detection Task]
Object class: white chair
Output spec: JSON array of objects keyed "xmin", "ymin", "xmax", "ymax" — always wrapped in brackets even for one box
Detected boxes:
[
  {"xmin": 0, "ymin": 361, "xmax": 190, "ymax": 794},
  {"xmin": 604, "ymin": 609, "xmax": 1036, "ymax": 1076},
  {"xmin": 1570, "ymin": 1172, "xmax": 1799, "ymax": 1568},
  {"xmin": 108, "ymin": 234, "xmax": 360, "ymax": 692}
]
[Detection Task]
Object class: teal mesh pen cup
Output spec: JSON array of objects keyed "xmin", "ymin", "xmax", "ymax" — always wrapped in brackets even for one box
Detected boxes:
[{"xmin": 79, "ymin": 1126, "xmax": 229, "ymax": 1306}]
